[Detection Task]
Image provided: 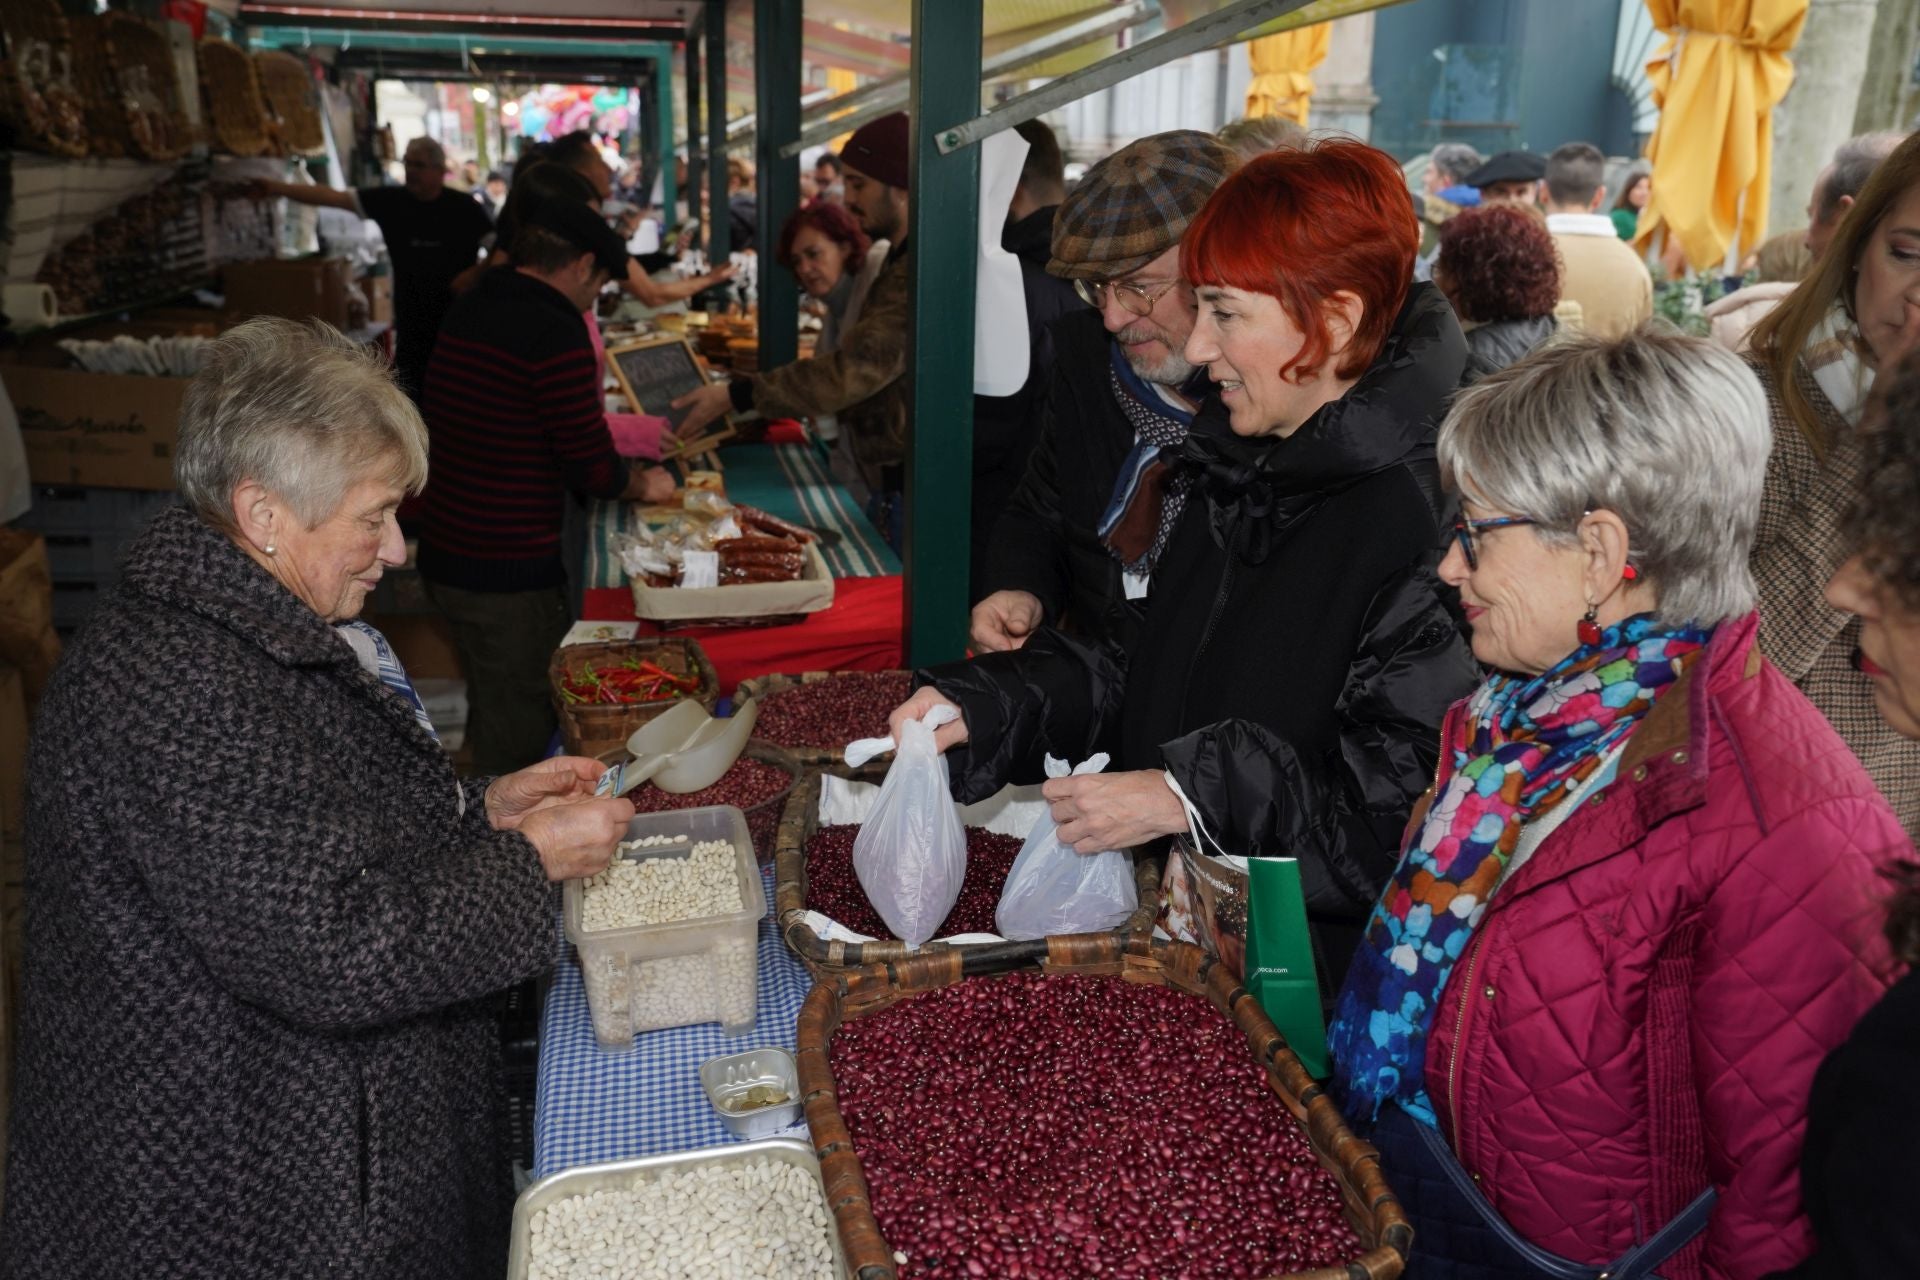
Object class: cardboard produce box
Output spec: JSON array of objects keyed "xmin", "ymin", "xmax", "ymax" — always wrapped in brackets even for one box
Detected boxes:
[
  {"xmin": 360, "ymin": 273, "xmax": 393, "ymax": 325},
  {"xmin": 2, "ymin": 365, "xmax": 187, "ymax": 490},
  {"xmin": 224, "ymin": 256, "xmax": 355, "ymax": 330}
]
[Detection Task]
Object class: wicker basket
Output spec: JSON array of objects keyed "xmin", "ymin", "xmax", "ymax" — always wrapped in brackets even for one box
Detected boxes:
[
  {"xmin": 102, "ymin": 13, "xmax": 189, "ymax": 161},
  {"xmin": 0, "ymin": 0, "xmax": 87, "ymax": 158},
  {"xmin": 797, "ymin": 935, "xmax": 1410, "ymax": 1280},
  {"xmin": 598, "ymin": 739, "xmax": 804, "ymax": 866},
  {"xmin": 735, "ymin": 669, "xmax": 912, "ymax": 767},
  {"xmin": 549, "ymin": 638, "xmax": 720, "ymax": 759},
  {"xmin": 197, "ymin": 38, "xmax": 271, "ymax": 156},
  {"xmin": 252, "ymin": 49, "xmax": 323, "ymax": 153},
  {"xmin": 773, "ymin": 765, "xmax": 1163, "ymax": 977}
]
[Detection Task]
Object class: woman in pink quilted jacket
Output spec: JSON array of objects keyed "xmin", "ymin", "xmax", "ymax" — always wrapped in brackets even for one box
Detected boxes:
[{"xmin": 1327, "ymin": 330, "xmax": 1908, "ymax": 1280}]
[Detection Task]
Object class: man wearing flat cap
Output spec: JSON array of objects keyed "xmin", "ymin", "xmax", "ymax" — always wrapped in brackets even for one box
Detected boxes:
[
  {"xmin": 1465, "ymin": 149, "xmax": 1547, "ymax": 206},
  {"xmin": 417, "ymin": 194, "xmax": 676, "ymax": 775},
  {"xmin": 971, "ymin": 129, "xmax": 1237, "ymax": 654},
  {"xmin": 673, "ymin": 111, "xmax": 916, "ymax": 545}
]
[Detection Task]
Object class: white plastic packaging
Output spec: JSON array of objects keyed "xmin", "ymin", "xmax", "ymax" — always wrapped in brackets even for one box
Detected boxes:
[
  {"xmin": 848, "ymin": 706, "xmax": 966, "ymax": 947},
  {"xmin": 994, "ymin": 754, "xmax": 1138, "ymax": 941}
]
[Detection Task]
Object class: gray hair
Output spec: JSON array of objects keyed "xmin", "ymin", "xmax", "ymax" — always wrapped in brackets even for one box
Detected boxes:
[
  {"xmin": 404, "ymin": 135, "xmax": 447, "ymax": 169},
  {"xmin": 1217, "ymin": 116, "xmax": 1309, "ymax": 162},
  {"xmin": 1819, "ymin": 130, "xmax": 1907, "ymax": 218},
  {"xmin": 1438, "ymin": 329, "xmax": 1768, "ymax": 628},
  {"xmin": 175, "ymin": 317, "xmax": 427, "ymax": 532},
  {"xmin": 1429, "ymin": 143, "xmax": 1484, "ymax": 187}
]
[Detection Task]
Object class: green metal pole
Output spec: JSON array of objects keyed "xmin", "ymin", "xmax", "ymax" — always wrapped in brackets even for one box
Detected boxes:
[
  {"xmin": 685, "ymin": 34, "xmax": 703, "ymax": 244},
  {"xmin": 752, "ymin": 0, "xmax": 800, "ymax": 369},
  {"xmin": 905, "ymin": 0, "xmax": 982, "ymax": 666},
  {"xmin": 705, "ymin": 0, "xmax": 731, "ymax": 291},
  {"xmin": 654, "ymin": 52, "xmax": 676, "ymax": 228}
]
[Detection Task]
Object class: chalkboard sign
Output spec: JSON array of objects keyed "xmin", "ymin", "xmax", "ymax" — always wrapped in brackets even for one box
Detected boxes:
[{"xmin": 607, "ymin": 335, "xmax": 730, "ymax": 442}]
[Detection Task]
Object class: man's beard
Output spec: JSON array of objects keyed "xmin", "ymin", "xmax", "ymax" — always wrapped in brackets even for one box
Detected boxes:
[{"xmin": 1116, "ymin": 322, "xmax": 1196, "ymax": 385}]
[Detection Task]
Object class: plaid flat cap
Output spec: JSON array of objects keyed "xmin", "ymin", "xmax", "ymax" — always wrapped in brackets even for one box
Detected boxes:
[{"xmin": 1048, "ymin": 130, "xmax": 1237, "ymax": 280}]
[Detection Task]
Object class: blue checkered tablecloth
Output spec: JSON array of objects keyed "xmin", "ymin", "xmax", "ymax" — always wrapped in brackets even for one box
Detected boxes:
[{"xmin": 534, "ymin": 865, "xmax": 816, "ymax": 1176}]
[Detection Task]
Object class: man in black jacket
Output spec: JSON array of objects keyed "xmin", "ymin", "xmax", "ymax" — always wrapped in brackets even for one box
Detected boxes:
[
  {"xmin": 971, "ymin": 130, "xmax": 1237, "ymax": 653},
  {"xmin": 970, "ymin": 119, "xmax": 1081, "ymax": 598}
]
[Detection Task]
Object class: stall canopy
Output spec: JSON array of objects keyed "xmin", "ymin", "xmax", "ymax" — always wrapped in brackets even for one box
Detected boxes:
[{"xmin": 1633, "ymin": 0, "xmax": 1808, "ymax": 274}]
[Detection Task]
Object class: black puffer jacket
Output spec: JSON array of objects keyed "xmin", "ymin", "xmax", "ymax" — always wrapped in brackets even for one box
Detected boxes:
[
  {"xmin": 924, "ymin": 283, "xmax": 1478, "ymax": 978},
  {"xmin": 3, "ymin": 507, "xmax": 554, "ymax": 1279}
]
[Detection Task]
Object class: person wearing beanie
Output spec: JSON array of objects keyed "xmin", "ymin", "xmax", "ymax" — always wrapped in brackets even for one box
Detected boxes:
[
  {"xmin": 971, "ymin": 129, "xmax": 1237, "ymax": 655},
  {"xmin": 673, "ymin": 110, "xmax": 915, "ymax": 546}
]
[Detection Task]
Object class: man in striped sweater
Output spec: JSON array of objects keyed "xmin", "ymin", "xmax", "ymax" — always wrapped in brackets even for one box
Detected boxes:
[{"xmin": 418, "ymin": 198, "xmax": 674, "ymax": 774}]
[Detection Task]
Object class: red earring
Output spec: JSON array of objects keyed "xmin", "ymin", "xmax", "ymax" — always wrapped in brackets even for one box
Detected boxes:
[
  {"xmin": 1578, "ymin": 606, "xmax": 1603, "ymax": 647},
  {"xmin": 1621, "ymin": 563, "xmax": 1639, "ymax": 581}
]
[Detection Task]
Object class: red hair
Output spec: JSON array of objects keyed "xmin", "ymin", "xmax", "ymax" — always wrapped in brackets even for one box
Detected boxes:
[
  {"xmin": 775, "ymin": 201, "xmax": 871, "ymax": 270},
  {"xmin": 1181, "ymin": 140, "xmax": 1417, "ymax": 381},
  {"xmin": 1435, "ymin": 203, "xmax": 1560, "ymax": 322}
]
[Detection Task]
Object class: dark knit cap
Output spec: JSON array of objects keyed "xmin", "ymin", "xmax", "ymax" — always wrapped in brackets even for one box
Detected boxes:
[
  {"xmin": 841, "ymin": 111, "xmax": 911, "ymax": 190},
  {"xmin": 1464, "ymin": 150, "xmax": 1547, "ymax": 189},
  {"xmin": 1048, "ymin": 130, "xmax": 1237, "ymax": 281}
]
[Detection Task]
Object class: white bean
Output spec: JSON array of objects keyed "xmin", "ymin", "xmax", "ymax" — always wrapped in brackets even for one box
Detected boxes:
[{"xmin": 525, "ymin": 1160, "xmax": 836, "ymax": 1280}]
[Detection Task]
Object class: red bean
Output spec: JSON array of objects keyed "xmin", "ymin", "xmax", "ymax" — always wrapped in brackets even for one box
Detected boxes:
[
  {"xmin": 803, "ymin": 825, "xmax": 1024, "ymax": 940},
  {"xmin": 826, "ymin": 972, "xmax": 1362, "ymax": 1280},
  {"xmin": 754, "ymin": 672, "xmax": 914, "ymax": 752},
  {"xmin": 628, "ymin": 758, "xmax": 796, "ymax": 862}
]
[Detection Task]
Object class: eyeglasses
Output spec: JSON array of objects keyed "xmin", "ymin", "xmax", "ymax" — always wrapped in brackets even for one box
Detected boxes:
[
  {"xmin": 1451, "ymin": 515, "xmax": 1536, "ymax": 570},
  {"xmin": 1073, "ymin": 276, "xmax": 1181, "ymax": 317}
]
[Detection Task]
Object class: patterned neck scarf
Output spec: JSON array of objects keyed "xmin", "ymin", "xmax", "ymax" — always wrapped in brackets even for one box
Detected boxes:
[
  {"xmin": 1804, "ymin": 301, "xmax": 1875, "ymax": 426},
  {"xmin": 1328, "ymin": 613, "xmax": 1710, "ymax": 1123},
  {"xmin": 1098, "ymin": 347, "xmax": 1202, "ymax": 574}
]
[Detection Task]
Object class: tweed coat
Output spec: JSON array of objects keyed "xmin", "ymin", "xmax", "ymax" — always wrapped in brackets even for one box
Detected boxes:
[
  {"xmin": 1749, "ymin": 358, "xmax": 1920, "ymax": 838},
  {"xmin": 1, "ymin": 507, "xmax": 556, "ymax": 1279}
]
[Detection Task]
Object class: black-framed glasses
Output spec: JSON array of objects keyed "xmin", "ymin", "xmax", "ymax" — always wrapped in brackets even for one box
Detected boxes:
[
  {"xmin": 1451, "ymin": 515, "xmax": 1536, "ymax": 570},
  {"xmin": 1073, "ymin": 276, "xmax": 1181, "ymax": 316}
]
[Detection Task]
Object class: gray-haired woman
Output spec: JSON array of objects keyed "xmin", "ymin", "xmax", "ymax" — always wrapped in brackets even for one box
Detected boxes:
[
  {"xmin": 1326, "ymin": 331, "xmax": 1904, "ymax": 1279},
  {"xmin": 1, "ymin": 319, "xmax": 634, "ymax": 1279}
]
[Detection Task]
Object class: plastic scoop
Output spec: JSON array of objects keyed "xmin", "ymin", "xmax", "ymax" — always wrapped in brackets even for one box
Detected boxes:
[
  {"xmin": 651, "ymin": 697, "xmax": 759, "ymax": 793},
  {"xmin": 595, "ymin": 699, "xmax": 713, "ymax": 798}
]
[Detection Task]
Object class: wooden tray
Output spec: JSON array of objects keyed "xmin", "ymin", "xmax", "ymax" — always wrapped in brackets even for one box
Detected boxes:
[
  {"xmin": 797, "ymin": 935, "xmax": 1411, "ymax": 1280},
  {"xmin": 773, "ymin": 765, "xmax": 1164, "ymax": 978}
]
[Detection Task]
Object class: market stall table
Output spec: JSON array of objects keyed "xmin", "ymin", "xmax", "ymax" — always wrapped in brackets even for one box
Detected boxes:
[
  {"xmin": 580, "ymin": 437, "xmax": 904, "ymax": 692},
  {"xmin": 534, "ymin": 864, "xmax": 814, "ymax": 1177}
]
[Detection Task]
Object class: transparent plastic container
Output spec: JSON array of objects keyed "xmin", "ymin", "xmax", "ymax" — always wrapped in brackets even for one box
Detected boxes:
[{"xmin": 563, "ymin": 805, "xmax": 765, "ymax": 1048}]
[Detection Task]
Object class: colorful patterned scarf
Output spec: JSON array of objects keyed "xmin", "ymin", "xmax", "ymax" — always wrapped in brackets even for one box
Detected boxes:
[{"xmin": 1328, "ymin": 614, "xmax": 1710, "ymax": 1123}]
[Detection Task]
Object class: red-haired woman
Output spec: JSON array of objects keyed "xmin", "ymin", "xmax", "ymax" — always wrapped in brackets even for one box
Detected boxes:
[
  {"xmin": 1432, "ymin": 203, "xmax": 1563, "ymax": 381},
  {"xmin": 891, "ymin": 141, "xmax": 1478, "ymax": 991},
  {"xmin": 773, "ymin": 201, "xmax": 888, "ymax": 495}
]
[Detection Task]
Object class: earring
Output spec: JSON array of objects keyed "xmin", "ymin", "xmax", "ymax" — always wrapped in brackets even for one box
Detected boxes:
[
  {"xmin": 1621, "ymin": 563, "xmax": 1638, "ymax": 581},
  {"xmin": 1577, "ymin": 604, "xmax": 1603, "ymax": 647},
  {"xmin": 264, "ymin": 542, "xmax": 277, "ymax": 556}
]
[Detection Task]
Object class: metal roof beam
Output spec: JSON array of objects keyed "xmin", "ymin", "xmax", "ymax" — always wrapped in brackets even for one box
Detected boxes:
[
  {"xmin": 934, "ymin": 0, "xmax": 1318, "ymax": 154},
  {"xmin": 764, "ymin": 0, "xmax": 1152, "ymax": 159}
]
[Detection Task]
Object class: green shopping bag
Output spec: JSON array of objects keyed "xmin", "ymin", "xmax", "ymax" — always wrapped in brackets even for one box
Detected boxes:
[{"xmin": 1242, "ymin": 857, "xmax": 1327, "ymax": 1079}]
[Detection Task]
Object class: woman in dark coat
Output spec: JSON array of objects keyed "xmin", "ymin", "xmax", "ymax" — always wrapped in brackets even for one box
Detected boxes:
[
  {"xmin": 1774, "ymin": 347, "xmax": 1920, "ymax": 1279},
  {"xmin": 0, "ymin": 319, "xmax": 635, "ymax": 1279},
  {"xmin": 892, "ymin": 142, "xmax": 1480, "ymax": 986}
]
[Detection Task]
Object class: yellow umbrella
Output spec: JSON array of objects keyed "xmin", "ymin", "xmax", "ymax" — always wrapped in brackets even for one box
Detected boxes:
[
  {"xmin": 1633, "ymin": 0, "xmax": 1807, "ymax": 274},
  {"xmin": 1244, "ymin": 23, "xmax": 1332, "ymax": 126}
]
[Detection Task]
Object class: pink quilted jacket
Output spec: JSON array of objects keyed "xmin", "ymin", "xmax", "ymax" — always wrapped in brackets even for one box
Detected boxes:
[{"xmin": 1420, "ymin": 613, "xmax": 1907, "ymax": 1279}]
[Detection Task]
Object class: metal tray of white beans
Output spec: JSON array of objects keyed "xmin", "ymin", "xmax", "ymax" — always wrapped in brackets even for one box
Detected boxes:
[{"xmin": 507, "ymin": 1136, "xmax": 848, "ymax": 1280}]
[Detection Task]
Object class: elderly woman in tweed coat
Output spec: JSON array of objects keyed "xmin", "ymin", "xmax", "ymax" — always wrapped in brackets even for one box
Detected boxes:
[
  {"xmin": 1, "ymin": 319, "xmax": 635, "ymax": 1279},
  {"xmin": 1747, "ymin": 129, "xmax": 1920, "ymax": 836}
]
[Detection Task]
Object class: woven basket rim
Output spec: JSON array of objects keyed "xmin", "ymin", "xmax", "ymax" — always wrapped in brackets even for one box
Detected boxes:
[{"xmin": 796, "ymin": 936, "xmax": 1411, "ymax": 1280}]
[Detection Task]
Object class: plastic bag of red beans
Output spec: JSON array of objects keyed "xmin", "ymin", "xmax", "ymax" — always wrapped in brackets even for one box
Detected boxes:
[
  {"xmin": 804, "ymin": 823, "xmax": 1024, "ymax": 941},
  {"xmin": 827, "ymin": 970, "xmax": 1363, "ymax": 1279}
]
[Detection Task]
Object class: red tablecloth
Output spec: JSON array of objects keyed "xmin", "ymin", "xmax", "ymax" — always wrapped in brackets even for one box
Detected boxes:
[{"xmin": 581, "ymin": 575, "xmax": 904, "ymax": 696}]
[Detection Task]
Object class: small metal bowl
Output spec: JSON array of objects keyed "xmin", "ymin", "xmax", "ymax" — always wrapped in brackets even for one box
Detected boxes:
[{"xmin": 699, "ymin": 1046, "xmax": 802, "ymax": 1139}]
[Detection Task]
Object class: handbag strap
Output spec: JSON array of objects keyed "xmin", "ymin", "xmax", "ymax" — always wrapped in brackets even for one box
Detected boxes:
[{"xmin": 1412, "ymin": 1114, "xmax": 1717, "ymax": 1280}]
